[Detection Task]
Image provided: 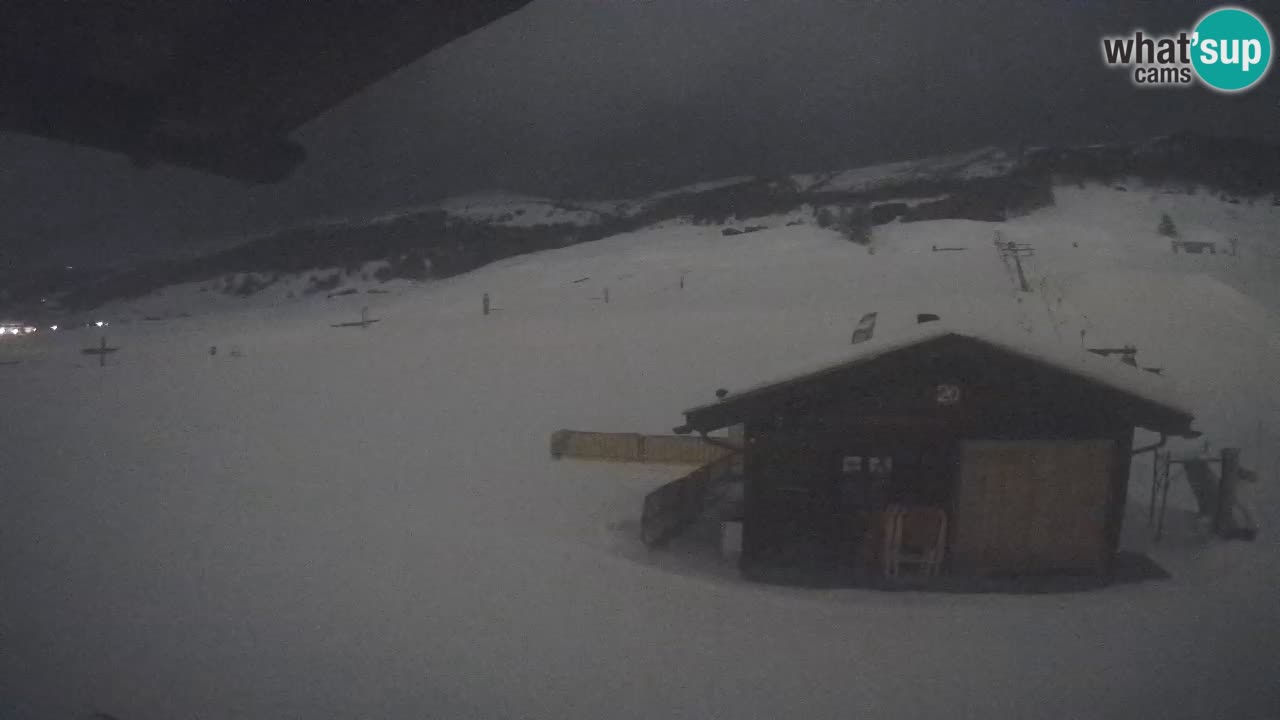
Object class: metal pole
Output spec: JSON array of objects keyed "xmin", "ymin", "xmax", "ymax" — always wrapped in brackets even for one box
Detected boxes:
[
  {"xmin": 1156, "ymin": 452, "xmax": 1172, "ymax": 542},
  {"xmin": 1009, "ymin": 242, "xmax": 1030, "ymax": 292},
  {"xmin": 1215, "ymin": 448, "xmax": 1240, "ymax": 537},
  {"xmin": 1149, "ymin": 449, "xmax": 1160, "ymax": 526},
  {"xmin": 994, "ymin": 232, "xmax": 1010, "ymax": 272}
]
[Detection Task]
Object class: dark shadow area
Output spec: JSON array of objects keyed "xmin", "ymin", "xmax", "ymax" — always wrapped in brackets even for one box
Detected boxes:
[{"xmin": 740, "ymin": 551, "xmax": 1169, "ymax": 594}]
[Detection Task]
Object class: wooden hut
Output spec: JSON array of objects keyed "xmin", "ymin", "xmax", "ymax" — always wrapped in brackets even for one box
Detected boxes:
[{"xmin": 673, "ymin": 326, "xmax": 1195, "ymax": 584}]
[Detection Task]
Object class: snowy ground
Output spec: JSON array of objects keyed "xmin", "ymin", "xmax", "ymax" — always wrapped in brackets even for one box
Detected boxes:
[{"xmin": 2, "ymin": 185, "xmax": 1279, "ymax": 719}]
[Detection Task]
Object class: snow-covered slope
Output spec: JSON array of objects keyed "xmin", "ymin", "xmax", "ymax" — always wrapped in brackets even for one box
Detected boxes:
[
  {"xmin": 66, "ymin": 261, "xmax": 422, "ymax": 325},
  {"xmin": 2, "ymin": 184, "xmax": 1279, "ymax": 720},
  {"xmin": 333, "ymin": 193, "xmax": 607, "ymax": 229},
  {"xmin": 793, "ymin": 146, "xmax": 1016, "ymax": 193},
  {"xmin": 607, "ymin": 176, "xmax": 761, "ymax": 216},
  {"xmin": 433, "ymin": 193, "xmax": 605, "ymax": 227}
]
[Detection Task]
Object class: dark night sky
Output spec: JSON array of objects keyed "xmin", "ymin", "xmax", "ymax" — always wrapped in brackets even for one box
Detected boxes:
[{"xmin": 2, "ymin": 0, "xmax": 1278, "ymax": 268}]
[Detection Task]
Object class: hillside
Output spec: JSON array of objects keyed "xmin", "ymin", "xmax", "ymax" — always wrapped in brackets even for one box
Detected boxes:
[
  {"xmin": 7, "ymin": 132, "xmax": 1278, "ymax": 317},
  {"xmin": 1, "ymin": 178, "xmax": 1279, "ymax": 719}
]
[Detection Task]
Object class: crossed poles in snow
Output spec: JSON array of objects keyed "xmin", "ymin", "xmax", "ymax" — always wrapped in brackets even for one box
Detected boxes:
[{"xmin": 81, "ymin": 335, "xmax": 119, "ymax": 367}]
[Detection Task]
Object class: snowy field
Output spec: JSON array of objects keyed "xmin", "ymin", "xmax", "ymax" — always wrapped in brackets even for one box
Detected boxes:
[{"xmin": 2, "ymin": 185, "xmax": 1279, "ymax": 719}]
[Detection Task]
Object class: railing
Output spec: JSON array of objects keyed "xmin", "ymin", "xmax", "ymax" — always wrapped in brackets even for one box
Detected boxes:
[{"xmin": 640, "ymin": 451, "xmax": 738, "ymax": 547}]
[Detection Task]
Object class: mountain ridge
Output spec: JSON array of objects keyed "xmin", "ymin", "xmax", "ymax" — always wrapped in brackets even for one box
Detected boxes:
[{"xmin": 5, "ymin": 131, "xmax": 1278, "ymax": 315}]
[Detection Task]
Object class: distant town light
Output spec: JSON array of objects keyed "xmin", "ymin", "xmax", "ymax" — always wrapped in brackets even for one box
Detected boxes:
[{"xmin": 95, "ymin": 321, "xmax": 107, "ymax": 327}]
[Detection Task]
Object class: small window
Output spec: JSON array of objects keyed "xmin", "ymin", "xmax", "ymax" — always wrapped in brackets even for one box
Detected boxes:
[
  {"xmin": 842, "ymin": 456, "xmax": 863, "ymax": 474},
  {"xmin": 868, "ymin": 456, "xmax": 893, "ymax": 477}
]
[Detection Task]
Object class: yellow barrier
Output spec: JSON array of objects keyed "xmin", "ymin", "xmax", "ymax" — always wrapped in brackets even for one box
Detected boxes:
[{"xmin": 550, "ymin": 429, "xmax": 732, "ymax": 465}]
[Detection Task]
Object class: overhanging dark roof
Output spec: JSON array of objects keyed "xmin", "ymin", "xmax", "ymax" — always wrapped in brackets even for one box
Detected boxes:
[
  {"xmin": 0, "ymin": 1, "xmax": 535, "ymax": 182},
  {"xmin": 676, "ymin": 326, "xmax": 1197, "ymax": 438}
]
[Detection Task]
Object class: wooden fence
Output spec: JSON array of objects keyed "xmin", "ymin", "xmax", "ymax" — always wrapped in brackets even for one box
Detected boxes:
[
  {"xmin": 549, "ymin": 429, "xmax": 731, "ymax": 465},
  {"xmin": 640, "ymin": 452, "xmax": 737, "ymax": 547}
]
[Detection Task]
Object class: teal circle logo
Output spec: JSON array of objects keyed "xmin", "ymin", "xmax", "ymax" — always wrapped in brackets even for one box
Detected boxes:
[{"xmin": 1192, "ymin": 7, "xmax": 1272, "ymax": 92}]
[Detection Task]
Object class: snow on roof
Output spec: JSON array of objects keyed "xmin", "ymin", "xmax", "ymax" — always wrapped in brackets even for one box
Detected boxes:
[{"xmin": 682, "ymin": 321, "xmax": 1195, "ymax": 425}]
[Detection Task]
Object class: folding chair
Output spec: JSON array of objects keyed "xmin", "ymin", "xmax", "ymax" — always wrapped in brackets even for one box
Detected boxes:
[{"xmin": 885, "ymin": 505, "xmax": 947, "ymax": 578}]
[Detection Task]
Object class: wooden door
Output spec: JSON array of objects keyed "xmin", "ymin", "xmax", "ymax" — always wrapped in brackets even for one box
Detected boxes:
[
  {"xmin": 1027, "ymin": 441, "xmax": 1113, "ymax": 571},
  {"xmin": 953, "ymin": 442, "xmax": 1037, "ymax": 573},
  {"xmin": 954, "ymin": 440, "xmax": 1114, "ymax": 575}
]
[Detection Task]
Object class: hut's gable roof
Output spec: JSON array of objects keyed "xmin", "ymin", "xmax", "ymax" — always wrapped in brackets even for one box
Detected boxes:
[{"xmin": 678, "ymin": 323, "xmax": 1195, "ymax": 436}]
